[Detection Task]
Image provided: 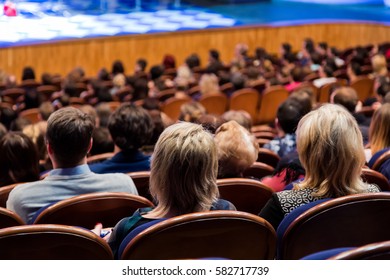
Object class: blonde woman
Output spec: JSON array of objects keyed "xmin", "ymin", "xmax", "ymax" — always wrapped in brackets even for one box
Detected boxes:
[
  {"xmin": 214, "ymin": 120, "xmax": 258, "ymax": 178},
  {"xmin": 367, "ymin": 104, "xmax": 390, "ymax": 179},
  {"xmin": 103, "ymin": 122, "xmax": 235, "ymax": 258},
  {"xmin": 199, "ymin": 73, "xmax": 220, "ymax": 97},
  {"xmin": 259, "ymin": 104, "xmax": 380, "ymax": 230}
]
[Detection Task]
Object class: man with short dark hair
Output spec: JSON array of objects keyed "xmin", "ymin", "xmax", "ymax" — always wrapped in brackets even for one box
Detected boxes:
[
  {"xmin": 7, "ymin": 107, "xmax": 138, "ymax": 223},
  {"xmin": 263, "ymin": 99, "xmax": 306, "ymax": 158},
  {"xmin": 89, "ymin": 103, "xmax": 154, "ymax": 174}
]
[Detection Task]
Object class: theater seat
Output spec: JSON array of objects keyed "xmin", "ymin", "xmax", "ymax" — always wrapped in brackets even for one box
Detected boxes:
[
  {"xmin": 0, "ymin": 224, "xmax": 113, "ymax": 260},
  {"xmin": 120, "ymin": 210, "xmax": 276, "ymax": 260}
]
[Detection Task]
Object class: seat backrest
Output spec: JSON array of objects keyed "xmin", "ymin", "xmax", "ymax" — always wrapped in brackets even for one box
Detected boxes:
[
  {"xmin": 217, "ymin": 178, "xmax": 274, "ymax": 215},
  {"xmin": 160, "ymin": 97, "xmax": 191, "ymax": 121},
  {"xmin": 37, "ymin": 85, "xmax": 57, "ymax": 101},
  {"xmin": 257, "ymin": 148, "xmax": 281, "ymax": 168},
  {"xmin": 120, "ymin": 210, "xmax": 276, "ymax": 260},
  {"xmin": 278, "ymin": 193, "xmax": 390, "ymax": 259},
  {"xmin": 199, "ymin": 92, "xmax": 228, "ymax": 116},
  {"xmin": 330, "ymin": 240, "xmax": 390, "ymax": 260},
  {"xmin": 0, "ymin": 224, "xmax": 113, "ymax": 260},
  {"xmin": 0, "ymin": 207, "xmax": 25, "ymax": 229},
  {"xmin": 0, "ymin": 183, "xmax": 22, "ymax": 208},
  {"xmin": 371, "ymin": 149, "xmax": 390, "ymax": 171},
  {"xmin": 19, "ymin": 108, "xmax": 40, "ymax": 124},
  {"xmin": 257, "ymin": 86, "xmax": 289, "ymax": 125},
  {"xmin": 87, "ymin": 152, "xmax": 114, "ymax": 164},
  {"xmin": 242, "ymin": 162, "xmax": 275, "ymax": 180},
  {"xmin": 350, "ymin": 77, "xmax": 374, "ymax": 102},
  {"xmin": 127, "ymin": 171, "xmax": 153, "ymax": 202},
  {"xmin": 32, "ymin": 192, "xmax": 154, "ymax": 228},
  {"xmin": 228, "ymin": 88, "xmax": 260, "ymax": 123},
  {"xmin": 318, "ymin": 81, "xmax": 340, "ymax": 103},
  {"xmin": 1, "ymin": 88, "xmax": 25, "ymax": 104},
  {"xmin": 361, "ymin": 168, "xmax": 390, "ymax": 191}
]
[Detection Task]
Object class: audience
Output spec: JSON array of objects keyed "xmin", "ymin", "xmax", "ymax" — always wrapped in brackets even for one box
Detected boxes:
[
  {"xmin": 7, "ymin": 107, "xmax": 138, "ymax": 223},
  {"xmin": 259, "ymin": 104, "xmax": 381, "ymax": 230},
  {"xmin": 96, "ymin": 122, "xmax": 236, "ymax": 258}
]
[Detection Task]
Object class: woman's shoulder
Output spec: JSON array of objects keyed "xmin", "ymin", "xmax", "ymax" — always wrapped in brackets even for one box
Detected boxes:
[{"xmin": 276, "ymin": 187, "xmax": 315, "ymax": 201}]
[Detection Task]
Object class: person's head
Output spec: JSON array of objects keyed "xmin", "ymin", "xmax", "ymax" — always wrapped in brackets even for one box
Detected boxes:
[
  {"xmin": 150, "ymin": 122, "xmax": 219, "ymax": 215},
  {"xmin": 295, "ymin": 104, "xmax": 366, "ymax": 197},
  {"xmin": 97, "ymin": 68, "xmax": 110, "ymax": 81},
  {"xmin": 330, "ymin": 86, "xmax": 358, "ymax": 113},
  {"xmin": 38, "ymin": 101, "xmax": 54, "ymax": 121},
  {"xmin": 149, "ymin": 65, "xmax": 164, "ymax": 81},
  {"xmin": 376, "ymin": 76, "xmax": 390, "ymax": 101},
  {"xmin": 178, "ymin": 101, "xmax": 206, "ymax": 123},
  {"xmin": 136, "ymin": 58, "xmax": 147, "ymax": 72},
  {"xmin": 185, "ymin": 54, "xmax": 201, "ymax": 70},
  {"xmin": 46, "ymin": 107, "xmax": 94, "ymax": 168},
  {"xmin": 221, "ymin": 110, "xmax": 252, "ymax": 131},
  {"xmin": 214, "ymin": 120, "xmax": 258, "ymax": 178},
  {"xmin": 41, "ymin": 72, "xmax": 53, "ymax": 85},
  {"xmin": 231, "ymin": 72, "xmax": 246, "ymax": 90},
  {"xmin": 111, "ymin": 60, "xmax": 125, "ymax": 75},
  {"xmin": 276, "ymin": 99, "xmax": 305, "ymax": 134},
  {"xmin": 303, "ymin": 38, "xmax": 315, "ymax": 54},
  {"xmin": 112, "ymin": 73, "xmax": 126, "ymax": 88},
  {"xmin": 21, "ymin": 66, "xmax": 35, "ymax": 81},
  {"xmin": 95, "ymin": 103, "xmax": 112, "ymax": 128},
  {"xmin": 162, "ymin": 54, "xmax": 176, "ymax": 69},
  {"xmin": 290, "ymin": 67, "xmax": 304, "ymax": 82},
  {"xmin": 90, "ymin": 127, "xmax": 114, "ymax": 156},
  {"xmin": 281, "ymin": 42, "xmax": 292, "ymax": 56},
  {"xmin": 371, "ymin": 54, "xmax": 388, "ymax": 76},
  {"xmin": 195, "ymin": 114, "xmax": 223, "ymax": 134},
  {"xmin": 0, "ymin": 132, "xmax": 40, "ymax": 186},
  {"xmin": 80, "ymin": 104, "xmax": 99, "ymax": 127},
  {"xmin": 199, "ymin": 73, "xmax": 219, "ymax": 95},
  {"xmin": 108, "ymin": 104, "xmax": 153, "ymax": 151},
  {"xmin": 369, "ymin": 103, "xmax": 390, "ymax": 155},
  {"xmin": 209, "ymin": 49, "xmax": 220, "ymax": 62},
  {"xmin": 289, "ymin": 89, "xmax": 313, "ymax": 116},
  {"xmin": 9, "ymin": 117, "xmax": 31, "ymax": 132},
  {"xmin": 348, "ymin": 61, "xmax": 362, "ymax": 77},
  {"xmin": 319, "ymin": 65, "xmax": 334, "ymax": 78}
]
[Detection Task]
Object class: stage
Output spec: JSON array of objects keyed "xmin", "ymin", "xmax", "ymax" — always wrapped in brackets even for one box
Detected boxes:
[{"xmin": 1, "ymin": 0, "xmax": 390, "ymax": 48}]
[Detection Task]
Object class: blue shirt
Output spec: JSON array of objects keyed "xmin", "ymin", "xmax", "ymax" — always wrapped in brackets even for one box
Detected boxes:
[
  {"xmin": 263, "ymin": 133, "xmax": 297, "ymax": 158},
  {"xmin": 89, "ymin": 150, "xmax": 151, "ymax": 174}
]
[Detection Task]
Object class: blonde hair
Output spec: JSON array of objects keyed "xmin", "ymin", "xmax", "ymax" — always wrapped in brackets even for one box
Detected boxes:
[
  {"xmin": 214, "ymin": 120, "xmax": 258, "ymax": 178},
  {"xmin": 178, "ymin": 101, "xmax": 206, "ymax": 123},
  {"xmin": 199, "ymin": 73, "xmax": 220, "ymax": 95},
  {"xmin": 371, "ymin": 54, "xmax": 388, "ymax": 76},
  {"xmin": 113, "ymin": 73, "xmax": 126, "ymax": 88},
  {"xmin": 294, "ymin": 104, "xmax": 366, "ymax": 197},
  {"xmin": 369, "ymin": 103, "xmax": 390, "ymax": 155},
  {"xmin": 149, "ymin": 122, "xmax": 219, "ymax": 216}
]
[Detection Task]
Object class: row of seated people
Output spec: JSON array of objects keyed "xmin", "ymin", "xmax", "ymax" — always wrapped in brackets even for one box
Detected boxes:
[
  {"xmin": 0, "ymin": 100, "xmax": 390, "ymax": 259},
  {"xmin": 1, "ymin": 39, "xmax": 389, "ymax": 124}
]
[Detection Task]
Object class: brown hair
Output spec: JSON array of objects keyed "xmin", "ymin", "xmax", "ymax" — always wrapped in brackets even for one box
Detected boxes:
[
  {"xmin": 0, "ymin": 132, "xmax": 40, "ymax": 187},
  {"xmin": 46, "ymin": 107, "xmax": 94, "ymax": 167}
]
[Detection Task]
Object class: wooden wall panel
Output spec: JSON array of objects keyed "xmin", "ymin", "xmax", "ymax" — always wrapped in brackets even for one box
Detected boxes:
[{"xmin": 0, "ymin": 22, "xmax": 389, "ymax": 82}]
